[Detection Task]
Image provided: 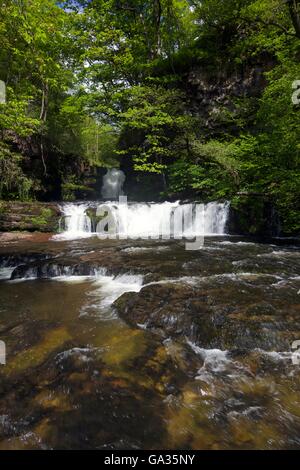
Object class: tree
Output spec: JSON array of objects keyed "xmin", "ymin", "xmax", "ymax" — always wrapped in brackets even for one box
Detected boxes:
[{"xmin": 286, "ymin": 0, "xmax": 300, "ymax": 37}]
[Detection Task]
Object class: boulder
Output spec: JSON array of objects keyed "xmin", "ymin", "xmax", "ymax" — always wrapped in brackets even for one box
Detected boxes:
[{"xmin": 114, "ymin": 282, "xmax": 300, "ymax": 352}]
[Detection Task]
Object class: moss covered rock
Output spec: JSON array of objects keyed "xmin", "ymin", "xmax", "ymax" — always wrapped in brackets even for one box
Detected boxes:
[{"xmin": 0, "ymin": 202, "xmax": 61, "ymax": 232}]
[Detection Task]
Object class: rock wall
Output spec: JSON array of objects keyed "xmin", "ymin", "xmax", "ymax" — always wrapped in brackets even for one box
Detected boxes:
[
  {"xmin": 0, "ymin": 202, "xmax": 61, "ymax": 232},
  {"xmin": 227, "ymin": 196, "xmax": 281, "ymax": 238},
  {"xmin": 185, "ymin": 57, "xmax": 274, "ymax": 128}
]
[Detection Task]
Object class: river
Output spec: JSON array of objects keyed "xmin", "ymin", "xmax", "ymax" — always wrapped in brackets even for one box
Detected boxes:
[{"xmin": 0, "ymin": 201, "xmax": 299, "ymax": 449}]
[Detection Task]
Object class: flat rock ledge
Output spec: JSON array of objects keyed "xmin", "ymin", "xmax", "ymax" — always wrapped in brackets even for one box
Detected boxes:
[{"xmin": 0, "ymin": 201, "xmax": 61, "ymax": 233}]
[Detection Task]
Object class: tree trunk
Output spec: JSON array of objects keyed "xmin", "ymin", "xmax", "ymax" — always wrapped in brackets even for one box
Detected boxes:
[
  {"xmin": 40, "ymin": 81, "xmax": 49, "ymax": 175},
  {"xmin": 40, "ymin": 81, "xmax": 49, "ymax": 122},
  {"xmin": 286, "ymin": 0, "xmax": 300, "ymax": 38},
  {"xmin": 152, "ymin": 0, "xmax": 162, "ymax": 58}
]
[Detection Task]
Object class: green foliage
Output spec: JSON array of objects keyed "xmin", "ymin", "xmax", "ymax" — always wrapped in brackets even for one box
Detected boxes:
[
  {"xmin": 0, "ymin": 142, "xmax": 36, "ymax": 200},
  {"xmin": 25, "ymin": 208, "xmax": 55, "ymax": 228},
  {"xmin": 0, "ymin": 0, "xmax": 121, "ymax": 199},
  {"xmin": 116, "ymin": 85, "xmax": 190, "ymax": 172},
  {"xmin": 166, "ymin": 0, "xmax": 300, "ymax": 233},
  {"xmin": 168, "ymin": 139, "xmax": 240, "ymax": 200},
  {"xmin": 0, "ymin": 88, "xmax": 40, "ymax": 137},
  {"xmin": 61, "ymin": 175, "xmax": 93, "ymax": 201},
  {"xmin": 0, "ymin": 0, "xmax": 299, "ymax": 233}
]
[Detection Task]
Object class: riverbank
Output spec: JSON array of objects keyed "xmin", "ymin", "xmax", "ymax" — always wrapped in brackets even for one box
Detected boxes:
[
  {"xmin": 0, "ymin": 231, "xmax": 53, "ymax": 245},
  {"xmin": 0, "ymin": 202, "xmax": 61, "ymax": 233}
]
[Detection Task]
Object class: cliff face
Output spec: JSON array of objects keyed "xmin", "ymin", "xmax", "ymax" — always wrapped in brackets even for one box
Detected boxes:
[
  {"xmin": 182, "ymin": 58, "xmax": 288, "ymax": 237},
  {"xmin": 0, "ymin": 202, "xmax": 61, "ymax": 232},
  {"xmin": 185, "ymin": 58, "xmax": 273, "ymax": 126}
]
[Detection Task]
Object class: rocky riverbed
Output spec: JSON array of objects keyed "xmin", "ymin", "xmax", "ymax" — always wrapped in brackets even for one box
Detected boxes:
[{"xmin": 0, "ymin": 235, "xmax": 299, "ymax": 449}]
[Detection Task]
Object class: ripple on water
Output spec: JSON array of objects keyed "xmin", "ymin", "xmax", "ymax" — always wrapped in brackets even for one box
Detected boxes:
[
  {"xmin": 1, "ymin": 236, "xmax": 300, "ymax": 449},
  {"xmin": 79, "ymin": 273, "xmax": 144, "ymax": 319}
]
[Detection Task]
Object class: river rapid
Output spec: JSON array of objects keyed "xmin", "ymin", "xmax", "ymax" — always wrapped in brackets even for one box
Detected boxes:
[{"xmin": 0, "ymin": 204, "xmax": 299, "ymax": 449}]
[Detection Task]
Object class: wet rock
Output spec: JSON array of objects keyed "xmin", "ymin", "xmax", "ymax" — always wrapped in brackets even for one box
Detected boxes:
[
  {"xmin": 1, "ymin": 235, "xmax": 300, "ymax": 449},
  {"xmin": 114, "ymin": 282, "xmax": 300, "ymax": 351},
  {"xmin": 10, "ymin": 259, "xmax": 94, "ymax": 279},
  {"xmin": 0, "ymin": 252, "xmax": 52, "ymax": 269},
  {"xmin": 0, "ymin": 202, "xmax": 61, "ymax": 233},
  {"xmin": 2, "ymin": 326, "xmax": 72, "ymax": 377},
  {"xmin": 9, "ymin": 256, "xmax": 105, "ymax": 281}
]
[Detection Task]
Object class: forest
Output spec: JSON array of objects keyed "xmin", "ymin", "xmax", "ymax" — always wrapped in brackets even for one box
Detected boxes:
[
  {"xmin": 0, "ymin": 0, "xmax": 299, "ymax": 234},
  {"xmin": 1, "ymin": 1, "xmax": 300, "ymax": 453}
]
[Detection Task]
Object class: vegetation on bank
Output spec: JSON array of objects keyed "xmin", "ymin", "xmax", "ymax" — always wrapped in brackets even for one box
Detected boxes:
[
  {"xmin": 0, "ymin": 201, "xmax": 59, "ymax": 232},
  {"xmin": 0, "ymin": 0, "xmax": 299, "ymax": 234}
]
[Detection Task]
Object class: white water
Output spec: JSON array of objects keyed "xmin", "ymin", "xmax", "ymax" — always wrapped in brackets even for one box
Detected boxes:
[
  {"xmin": 0, "ymin": 267, "xmax": 15, "ymax": 280},
  {"xmin": 56, "ymin": 201, "xmax": 230, "ymax": 240},
  {"xmin": 53, "ymin": 272, "xmax": 144, "ymax": 319},
  {"xmin": 58, "ymin": 203, "xmax": 92, "ymax": 239},
  {"xmin": 101, "ymin": 168, "xmax": 125, "ymax": 200}
]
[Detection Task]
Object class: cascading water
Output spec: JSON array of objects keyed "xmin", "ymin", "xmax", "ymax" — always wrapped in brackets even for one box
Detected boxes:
[
  {"xmin": 193, "ymin": 201, "xmax": 230, "ymax": 235},
  {"xmin": 56, "ymin": 201, "xmax": 230, "ymax": 240},
  {"xmin": 101, "ymin": 168, "xmax": 125, "ymax": 200},
  {"xmin": 58, "ymin": 203, "xmax": 92, "ymax": 239}
]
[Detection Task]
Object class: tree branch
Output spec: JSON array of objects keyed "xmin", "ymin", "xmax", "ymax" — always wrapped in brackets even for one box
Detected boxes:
[{"xmin": 252, "ymin": 15, "xmax": 297, "ymax": 37}]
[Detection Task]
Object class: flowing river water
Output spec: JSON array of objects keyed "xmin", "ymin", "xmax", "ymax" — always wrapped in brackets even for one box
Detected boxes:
[{"xmin": 0, "ymin": 201, "xmax": 299, "ymax": 449}]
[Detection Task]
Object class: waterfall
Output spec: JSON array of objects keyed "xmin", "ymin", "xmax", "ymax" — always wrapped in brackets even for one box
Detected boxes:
[
  {"xmin": 57, "ymin": 203, "xmax": 92, "ymax": 239},
  {"xmin": 56, "ymin": 201, "xmax": 230, "ymax": 240},
  {"xmin": 101, "ymin": 168, "xmax": 126, "ymax": 200}
]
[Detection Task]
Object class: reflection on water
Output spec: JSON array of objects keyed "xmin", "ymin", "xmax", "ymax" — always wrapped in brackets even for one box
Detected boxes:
[{"xmin": 0, "ymin": 236, "xmax": 299, "ymax": 449}]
